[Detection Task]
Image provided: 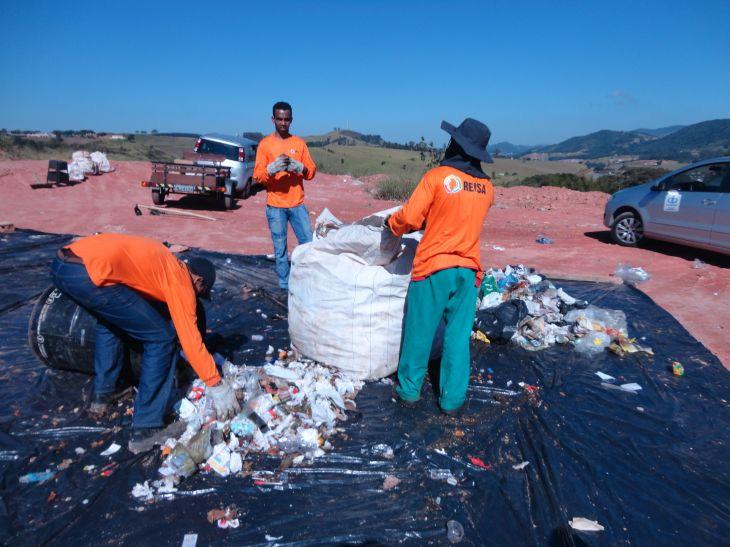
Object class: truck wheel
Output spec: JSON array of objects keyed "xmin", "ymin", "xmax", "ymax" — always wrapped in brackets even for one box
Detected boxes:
[
  {"xmin": 152, "ymin": 189, "xmax": 166, "ymax": 205},
  {"xmin": 611, "ymin": 211, "xmax": 643, "ymax": 247},
  {"xmin": 224, "ymin": 182, "xmax": 237, "ymax": 210}
]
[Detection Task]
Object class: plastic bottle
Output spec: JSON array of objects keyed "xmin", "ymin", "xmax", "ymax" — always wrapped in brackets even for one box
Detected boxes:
[
  {"xmin": 428, "ymin": 469, "xmax": 453, "ymax": 480},
  {"xmin": 447, "ymin": 520, "xmax": 464, "ymax": 544}
]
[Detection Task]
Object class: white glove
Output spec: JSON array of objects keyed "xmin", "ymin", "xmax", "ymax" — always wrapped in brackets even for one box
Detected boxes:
[
  {"xmin": 286, "ymin": 158, "xmax": 305, "ymax": 174},
  {"xmin": 207, "ymin": 379, "xmax": 241, "ymax": 420},
  {"xmin": 266, "ymin": 156, "xmax": 289, "ymax": 176}
]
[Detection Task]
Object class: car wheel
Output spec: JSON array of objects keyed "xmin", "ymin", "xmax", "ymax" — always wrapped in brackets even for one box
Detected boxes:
[
  {"xmin": 611, "ymin": 211, "xmax": 643, "ymax": 246},
  {"xmin": 152, "ymin": 189, "xmax": 165, "ymax": 205}
]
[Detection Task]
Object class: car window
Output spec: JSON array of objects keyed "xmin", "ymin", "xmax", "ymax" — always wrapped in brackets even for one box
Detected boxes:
[
  {"xmin": 197, "ymin": 139, "xmax": 239, "ymax": 161},
  {"xmin": 666, "ymin": 163, "xmax": 728, "ymax": 193}
]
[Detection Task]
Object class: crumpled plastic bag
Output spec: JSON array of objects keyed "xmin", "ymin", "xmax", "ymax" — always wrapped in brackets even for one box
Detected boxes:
[
  {"xmin": 614, "ymin": 263, "xmax": 651, "ymax": 285},
  {"xmin": 474, "ymin": 300, "xmax": 529, "ymax": 343}
]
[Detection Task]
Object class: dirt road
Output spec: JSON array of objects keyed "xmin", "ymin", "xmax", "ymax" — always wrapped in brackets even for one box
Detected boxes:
[{"xmin": 2, "ymin": 160, "xmax": 727, "ymax": 368}]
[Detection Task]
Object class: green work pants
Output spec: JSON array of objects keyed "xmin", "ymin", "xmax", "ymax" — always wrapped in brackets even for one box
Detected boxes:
[{"xmin": 395, "ymin": 267, "xmax": 478, "ymax": 411}]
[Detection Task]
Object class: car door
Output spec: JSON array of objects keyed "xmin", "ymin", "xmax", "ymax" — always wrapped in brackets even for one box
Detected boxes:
[
  {"xmin": 642, "ymin": 163, "xmax": 726, "ymax": 246},
  {"xmin": 710, "ymin": 173, "xmax": 730, "ymax": 252}
]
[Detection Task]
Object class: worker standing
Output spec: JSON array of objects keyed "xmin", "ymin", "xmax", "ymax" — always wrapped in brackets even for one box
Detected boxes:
[
  {"xmin": 386, "ymin": 118, "xmax": 495, "ymax": 415},
  {"xmin": 50, "ymin": 234, "xmax": 240, "ymax": 453},
  {"xmin": 253, "ymin": 101, "xmax": 317, "ymax": 293}
]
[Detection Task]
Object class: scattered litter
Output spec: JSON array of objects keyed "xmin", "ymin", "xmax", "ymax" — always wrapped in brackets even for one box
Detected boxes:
[
  {"xmin": 74, "ymin": 447, "xmax": 86, "ymax": 455},
  {"xmin": 135, "ymin": 355, "xmax": 363, "ymax": 496},
  {"xmin": 265, "ymin": 534, "xmax": 284, "ymax": 542},
  {"xmin": 447, "ymin": 519, "xmax": 465, "ymax": 543},
  {"xmin": 492, "ymin": 245, "xmax": 506, "ymax": 251},
  {"xmin": 569, "ymin": 517, "xmax": 605, "ymax": 532},
  {"xmin": 181, "ymin": 533, "xmax": 198, "ymax": 547},
  {"xmin": 250, "ymin": 334, "xmax": 264, "ymax": 342},
  {"xmin": 100, "ymin": 443, "xmax": 122, "ymax": 456},
  {"xmin": 692, "ymin": 259, "xmax": 707, "ymax": 269},
  {"xmin": 595, "ymin": 372, "xmax": 615, "ymax": 381},
  {"xmin": 512, "ymin": 461, "xmax": 530, "ymax": 470},
  {"xmin": 468, "ymin": 456, "xmax": 492, "ymax": 470},
  {"xmin": 382, "ymin": 475, "xmax": 401, "ymax": 490},
  {"xmin": 535, "ymin": 235, "xmax": 554, "ymax": 244},
  {"xmin": 207, "ymin": 505, "xmax": 239, "ymax": 529},
  {"xmin": 614, "ymin": 263, "xmax": 651, "ymax": 285},
  {"xmin": 19, "ymin": 471, "xmax": 55, "ymax": 484},
  {"xmin": 672, "ymin": 361, "xmax": 685, "ymax": 376},
  {"xmin": 370, "ymin": 443, "xmax": 394, "ymax": 460},
  {"xmin": 620, "ymin": 383, "xmax": 642, "ymax": 392}
]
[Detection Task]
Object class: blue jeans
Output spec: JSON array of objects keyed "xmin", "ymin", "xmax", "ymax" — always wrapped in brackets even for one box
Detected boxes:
[
  {"xmin": 265, "ymin": 204, "xmax": 313, "ymax": 289},
  {"xmin": 50, "ymin": 258, "xmax": 179, "ymax": 429}
]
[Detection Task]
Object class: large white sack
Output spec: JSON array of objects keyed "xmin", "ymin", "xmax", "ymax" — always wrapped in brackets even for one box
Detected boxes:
[
  {"xmin": 71, "ymin": 151, "xmax": 95, "ymax": 174},
  {"xmin": 289, "ymin": 208, "xmax": 418, "ymax": 380},
  {"xmin": 90, "ymin": 151, "xmax": 114, "ymax": 172},
  {"xmin": 67, "ymin": 161, "xmax": 85, "ymax": 181}
]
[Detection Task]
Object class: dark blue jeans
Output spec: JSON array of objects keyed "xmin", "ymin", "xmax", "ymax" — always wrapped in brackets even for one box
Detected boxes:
[
  {"xmin": 265, "ymin": 204, "xmax": 313, "ymax": 289},
  {"xmin": 50, "ymin": 258, "xmax": 178, "ymax": 429}
]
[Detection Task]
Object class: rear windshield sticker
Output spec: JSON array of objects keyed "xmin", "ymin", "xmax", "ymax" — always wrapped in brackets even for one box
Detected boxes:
[{"xmin": 664, "ymin": 190, "xmax": 681, "ymax": 212}]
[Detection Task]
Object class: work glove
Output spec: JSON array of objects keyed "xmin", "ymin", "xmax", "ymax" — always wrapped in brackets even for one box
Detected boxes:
[
  {"xmin": 381, "ymin": 214, "xmax": 393, "ymax": 234},
  {"xmin": 286, "ymin": 157, "xmax": 305, "ymax": 174},
  {"xmin": 207, "ymin": 379, "xmax": 241, "ymax": 421},
  {"xmin": 266, "ymin": 156, "xmax": 289, "ymax": 176}
]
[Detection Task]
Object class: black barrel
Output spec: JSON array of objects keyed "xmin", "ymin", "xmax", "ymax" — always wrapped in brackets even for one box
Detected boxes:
[{"xmin": 28, "ymin": 285, "xmax": 206, "ymax": 376}]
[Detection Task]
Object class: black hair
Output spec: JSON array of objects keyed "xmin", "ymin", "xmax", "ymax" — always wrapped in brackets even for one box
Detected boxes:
[{"xmin": 272, "ymin": 101, "xmax": 292, "ymax": 116}]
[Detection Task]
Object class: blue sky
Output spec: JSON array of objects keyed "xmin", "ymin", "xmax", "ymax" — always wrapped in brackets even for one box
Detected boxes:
[{"xmin": 1, "ymin": 0, "xmax": 728, "ymax": 145}]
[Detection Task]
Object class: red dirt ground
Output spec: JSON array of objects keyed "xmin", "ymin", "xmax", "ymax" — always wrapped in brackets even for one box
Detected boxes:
[{"xmin": 2, "ymin": 160, "xmax": 728, "ymax": 368}]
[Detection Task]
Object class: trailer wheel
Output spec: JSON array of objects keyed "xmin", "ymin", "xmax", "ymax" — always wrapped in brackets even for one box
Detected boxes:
[
  {"xmin": 224, "ymin": 181, "xmax": 237, "ymax": 210},
  {"xmin": 152, "ymin": 189, "xmax": 166, "ymax": 205}
]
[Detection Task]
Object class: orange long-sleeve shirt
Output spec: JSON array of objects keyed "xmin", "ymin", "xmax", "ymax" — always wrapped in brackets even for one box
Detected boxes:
[
  {"xmin": 253, "ymin": 133, "xmax": 316, "ymax": 208},
  {"xmin": 388, "ymin": 165, "xmax": 494, "ymax": 282},
  {"xmin": 67, "ymin": 234, "xmax": 221, "ymax": 386}
]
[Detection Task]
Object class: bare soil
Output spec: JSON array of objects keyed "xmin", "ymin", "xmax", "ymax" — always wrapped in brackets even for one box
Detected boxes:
[{"xmin": 2, "ymin": 160, "xmax": 727, "ymax": 368}]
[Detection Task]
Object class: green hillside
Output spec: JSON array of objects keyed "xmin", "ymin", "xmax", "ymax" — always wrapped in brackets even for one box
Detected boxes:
[{"xmin": 634, "ymin": 119, "xmax": 730, "ymax": 160}]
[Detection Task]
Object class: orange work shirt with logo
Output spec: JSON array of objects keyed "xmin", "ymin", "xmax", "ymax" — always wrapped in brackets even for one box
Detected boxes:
[
  {"xmin": 66, "ymin": 234, "xmax": 221, "ymax": 387},
  {"xmin": 253, "ymin": 133, "xmax": 317, "ymax": 208},
  {"xmin": 388, "ymin": 165, "xmax": 494, "ymax": 282}
]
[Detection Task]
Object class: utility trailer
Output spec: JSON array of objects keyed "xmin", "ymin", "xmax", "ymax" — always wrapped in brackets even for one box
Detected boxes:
[{"xmin": 141, "ymin": 159, "xmax": 237, "ymax": 209}]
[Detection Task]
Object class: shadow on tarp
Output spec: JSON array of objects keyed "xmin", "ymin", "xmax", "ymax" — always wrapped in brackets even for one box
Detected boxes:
[{"xmin": 0, "ymin": 229, "xmax": 728, "ymax": 546}]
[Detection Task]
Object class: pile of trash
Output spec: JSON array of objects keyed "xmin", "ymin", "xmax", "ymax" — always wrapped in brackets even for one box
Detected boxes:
[
  {"xmin": 474, "ymin": 265, "xmax": 653, "ymax": 356},
  {"xmin": 68, "ymin": 150, "xmax": 114, "ymax": 181},
  {"xmin": 132, "ymin": 351, "xmax": 362, "ymax": 500}
]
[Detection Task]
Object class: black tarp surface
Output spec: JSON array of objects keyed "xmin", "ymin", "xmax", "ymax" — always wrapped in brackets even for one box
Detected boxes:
[{"xmin": 0, "ymin": 229, "xmax": 728, "ymax": 546}]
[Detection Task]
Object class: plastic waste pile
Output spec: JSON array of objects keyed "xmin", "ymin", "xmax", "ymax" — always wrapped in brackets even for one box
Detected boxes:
[
  {"xmin": 132, "ymin": 352, "xmax": 362, "ymax": 500},
  {"xmin": 475, "ymin": 265, "xmax": 653, "ymax": 356}
]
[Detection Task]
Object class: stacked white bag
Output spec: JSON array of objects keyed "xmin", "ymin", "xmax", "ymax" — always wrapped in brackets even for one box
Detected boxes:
[
  {"xmin": 90, "ymin": 151, "xmax": 114, "ymax": 172},
  {"xmin": 71, "ymin": 151, "xmax": 95, "ymax": 175},
  {"xmin": 288, "ymin": 208, "xmax": 419, "ymax": 380}
]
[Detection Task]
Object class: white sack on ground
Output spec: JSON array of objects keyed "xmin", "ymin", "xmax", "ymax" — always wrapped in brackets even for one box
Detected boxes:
[
  {"xmin": 90, "ymin": 151, "xmax": 114, "ymax": 172},
  {"xmin": 71, "ymin": 151, "xmax": 95, "ymax": 174},
  {"xmin": 289, "ymin": 208, "xmax": 418, "ymax": 380},
  {"xmin": 67, "ymin": 161, "xmax": 85, "ymax": 181}
]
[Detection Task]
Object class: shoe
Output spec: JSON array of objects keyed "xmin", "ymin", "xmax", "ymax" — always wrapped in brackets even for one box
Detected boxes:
[
  {"xmin": 392, "ymin": 388, "xmax": 419, "ymax": 408},
  {"xmin": 88, "ymin": 392, "xmax": 117, "ymax": 416},
  {"xmin": 128, "ymin": 421, "xmax": 187, "ymax": 454},
  {"xmin": 440, "ymin": 405, "xmax": 463, "ymax": 417}
]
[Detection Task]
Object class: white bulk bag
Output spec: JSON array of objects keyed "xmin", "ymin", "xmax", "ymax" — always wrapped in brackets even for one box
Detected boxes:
[
  {"xmin": 67, "ymin": 161, "xmax": 85, "ymax": 181},
  {"xmin": 288, "ymin": 208, "xmax": 418, "ymax": 380},
  {"xmin": 90, "ymin": 151, "xmax": 113, "ymax": 173},
  {"xmin": 71, "ymin": 151, "xmax": 95, "ymax": 174}
]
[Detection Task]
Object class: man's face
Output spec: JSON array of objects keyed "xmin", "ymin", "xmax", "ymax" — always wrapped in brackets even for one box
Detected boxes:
[
  {"xmin": 191, "ymin": 272, "xmax": 206, "ymax": 296},
  {"xmin": 272, "ymin": 109, "xmax": 293, "ymax": 135}
]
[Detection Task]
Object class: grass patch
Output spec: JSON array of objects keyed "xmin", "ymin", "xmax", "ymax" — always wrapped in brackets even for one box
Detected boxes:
[{"xmin": 372, "ymin": 175, "xmax": 419, "ymax": 201}]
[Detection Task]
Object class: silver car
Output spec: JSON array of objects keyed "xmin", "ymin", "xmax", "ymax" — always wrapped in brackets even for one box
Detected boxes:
[
  {"xmin": 193, "ymin": 133, "xmax": 259, "ymax": 198},
  {"xmin": 604, "ymin": 157, "xmax": 730, "ymax": 254}
]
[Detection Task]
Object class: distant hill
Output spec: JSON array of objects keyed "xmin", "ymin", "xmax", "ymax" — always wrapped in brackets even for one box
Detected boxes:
[
  {"xmin": 522, "ymin": 120, "xmax": 730, "ymax": 161},
  {"xmin": 526, "ymin": 130, "xmax": 654, "ymax": 158},
  {"xmin": 488, "ymin": 142, "xmax": 532, "ymax": 156},
  {"xmin": 632, "ymin": 125, "xmax": 685, "ymax": 138},
  {"xmin": 634, "ymin": 119, "xmax": 730, "ymax": 160}
]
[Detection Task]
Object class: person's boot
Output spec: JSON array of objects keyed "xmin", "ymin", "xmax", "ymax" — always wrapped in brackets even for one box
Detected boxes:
[
  {"xmin": 88, "ymin": 392, "xmax": 117, "ymax": 417},
  {"xmin": 128, "ymin": 421, "xmax": 187, "ymax": 454}
]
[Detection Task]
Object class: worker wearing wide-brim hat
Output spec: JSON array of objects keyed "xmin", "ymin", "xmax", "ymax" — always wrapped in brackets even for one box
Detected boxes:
[{"xmin": 385, "ymin": 118, "xmax": 495, "ymax": 415}]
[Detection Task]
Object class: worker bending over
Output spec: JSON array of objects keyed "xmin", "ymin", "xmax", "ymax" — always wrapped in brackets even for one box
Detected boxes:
[
  {"xmin": 253, "ymin": 101, "xmax": 317, "ymax": 293},
  {"xmin": 386, "ymin": 118, "xmax": 495, "ymax": 415},
  {"xmin": 51, "ymin": 234, "xmax": 239, "ymax": 453}
]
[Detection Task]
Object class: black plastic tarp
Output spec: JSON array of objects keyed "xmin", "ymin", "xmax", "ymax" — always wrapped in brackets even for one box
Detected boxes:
[{"xmin": 0, "ymin": 229, "xmax": 728, "ymax": 546}]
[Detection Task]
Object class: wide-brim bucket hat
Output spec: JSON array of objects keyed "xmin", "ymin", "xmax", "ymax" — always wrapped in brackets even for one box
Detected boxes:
[{"xmin": 441, "ymin": 118, "xmax": 494, "ymax": 163}]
